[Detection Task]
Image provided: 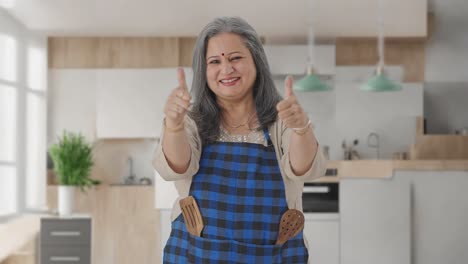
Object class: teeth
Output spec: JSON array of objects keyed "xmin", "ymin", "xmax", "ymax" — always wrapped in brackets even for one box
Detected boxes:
[{"xmin": 220, "ymin": 78, "xmax": 239, "ymax": 83}]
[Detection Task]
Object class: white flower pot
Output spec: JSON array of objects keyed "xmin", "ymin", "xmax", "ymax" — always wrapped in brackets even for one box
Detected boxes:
[{"xmin": 58, "ymin": 186, "xmax": 75, "ymax": 216}]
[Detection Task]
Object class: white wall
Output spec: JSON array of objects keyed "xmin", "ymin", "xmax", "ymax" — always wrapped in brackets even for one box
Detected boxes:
[
  {"xmin": 425, "ymin": 0, "xmax": 468, "ymax": 82},
  {"xmin": 275, "ymin": 66, "xmax": 423, "ymax": 160},
  {"xmin": 423, "ymin": 0, "xmax": 468, "ymax": 134}
]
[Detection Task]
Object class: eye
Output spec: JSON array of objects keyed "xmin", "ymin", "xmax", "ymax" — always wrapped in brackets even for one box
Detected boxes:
[
  {"xmin": 208, "ymin": 59, "xmax": 220, "ymax": 64},
  {"xmin": 230, "ymin": 56, "xmax": 242, "ymax": 61}
]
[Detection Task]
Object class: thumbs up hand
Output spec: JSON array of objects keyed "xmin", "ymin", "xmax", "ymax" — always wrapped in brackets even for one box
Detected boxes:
[
  {"xmin": 163, "ymin": 68, "xmax": 192, "ymax": 130},
  {"xmin": 276, "ymin": 76, "xmax": 309, "ymax": 129}
]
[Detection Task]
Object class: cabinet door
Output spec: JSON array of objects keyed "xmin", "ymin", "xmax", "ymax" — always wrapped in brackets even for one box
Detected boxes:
[
  {"xmin": 303, "ymin": 216, "xmax": 339, "ymax": 264},
  {"xmin": 96, "ymin": 68, "xmax": 192, "ymax": 138},
  {"xmin": 159, "ymin": 209, "xmax": 172, "ymax": 263},
  {"xmin": 49, "ymin": 70, "xmax": 97, "ymax": 141},
  {"xmin": 340, "ymin": 178, "xmax": 410, "ymax": 264}
]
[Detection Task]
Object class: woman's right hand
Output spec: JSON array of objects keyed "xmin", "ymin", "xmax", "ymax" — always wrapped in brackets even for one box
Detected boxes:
[{"xmin": 164, "ymin": 68, "xmax": 192, "ymax": 129}]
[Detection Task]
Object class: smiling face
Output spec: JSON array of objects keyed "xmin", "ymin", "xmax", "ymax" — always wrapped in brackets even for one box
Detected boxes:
[{"xmin": 205, "ymin": 33, "xmax": 257, "ymax": 104}]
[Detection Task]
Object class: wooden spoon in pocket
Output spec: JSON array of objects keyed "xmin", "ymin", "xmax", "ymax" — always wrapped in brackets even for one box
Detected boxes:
[
  {"xmin": 179, "ymin": 196, "xmax": 204, "ymax": 237},
  {"xmin": 275, "ymin": 209, "xmax": 305, "ymax": 245}
]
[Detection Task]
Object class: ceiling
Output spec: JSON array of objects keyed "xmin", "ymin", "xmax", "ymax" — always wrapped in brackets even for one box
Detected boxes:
[{"xmin": 2, "ymin": 0, "xmax": 427, "ymax": 38}]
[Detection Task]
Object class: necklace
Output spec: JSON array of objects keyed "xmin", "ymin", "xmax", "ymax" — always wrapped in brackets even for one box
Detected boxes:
[{"xmin": 222, "ymin": 110, "xmax": 256, "ymax": 129}]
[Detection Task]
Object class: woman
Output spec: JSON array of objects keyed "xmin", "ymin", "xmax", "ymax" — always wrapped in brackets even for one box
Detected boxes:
[{"xmin": 153, "ymin": 16, "xmax": 326, "ymax": 263}]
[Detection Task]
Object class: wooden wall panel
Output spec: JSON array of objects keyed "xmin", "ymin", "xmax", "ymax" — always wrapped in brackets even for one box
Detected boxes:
[
  {"xmin": 411, "ymin": 135, "xmax": 468, "ymax": 159},
  {"xmin": 49, "ymin": 36, "xmax": 426, "ymax": 82},
  {"xmin": 336, "ymin": 38, "xmax": 425, "ymax": 82},
  {"xmin": 48, "ymin": 38, "xmax": 99, "ymax": 68},
  {"xmin": 49, "ymin": 37, "xmax": 180, "ymax": 68},
  {"xmin": 178, "ymin": 37, "xmax": 197, "ymax": 67},
  {"xmin": 410, "ymin": 116, "xmax": 468, "ymax": 160}
]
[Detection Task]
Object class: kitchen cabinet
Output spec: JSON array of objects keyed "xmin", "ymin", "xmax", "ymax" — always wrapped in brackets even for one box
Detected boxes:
[
  {"xmin": 46, "ymin": 186, "xmax": 159, "ymax": 264},
  {"xmin": 40, "ymin": 217, "xmax": 92, "ymax": 264},
  {"xmin": 340, "ymin": 178, "xmax": 410, "ymax": 264},
  {"xmin": 158, "ymin": 209, "xmax": 172, "ymax": 263},
  {"xmin": 48, "ymin": 70, "xmax": 97, "ymax": 142},
  {"xmin": 394, "ymin": 170, "xmax": 468, "ymax": 264},
  {"xmin": 303, "ymin": 214, "xmax": 340, "ymax": 264},
  {"xmin": 96, "ymin": 68, "xmax": 192, "ymax": 138}
]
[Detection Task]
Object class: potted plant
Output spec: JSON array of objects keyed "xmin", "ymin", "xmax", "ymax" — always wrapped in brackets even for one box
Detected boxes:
[{"xmin": 49, "ymin": 131, "xmax": 100, "ymax": 216}]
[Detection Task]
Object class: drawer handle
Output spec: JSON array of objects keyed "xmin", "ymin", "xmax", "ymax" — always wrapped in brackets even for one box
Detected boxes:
[
  {"xmin": 50, "ymin": 231, "xmax": 81, "ymax": 237},
  {"xmin": 50, "ymin": 256, "xmax": 80, "ymax": 262},
  {"xmin": 303, "ymin": 186, "xmax": 330, "ymax": 193}
]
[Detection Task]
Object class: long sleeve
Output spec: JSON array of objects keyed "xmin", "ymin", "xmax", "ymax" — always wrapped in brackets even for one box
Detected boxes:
[
  {"xmin": 278, "ymin": 120, "xmax": 327, "ymax": 181},
  {"xmin": 152, "ymin": 115, "xmax": 202, "ymax": 181}
]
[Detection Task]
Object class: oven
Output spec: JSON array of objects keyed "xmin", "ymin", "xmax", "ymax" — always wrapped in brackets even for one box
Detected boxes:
[{"xmin": 302, "ymin": 169, "xmax": 339, "ymax": 213}]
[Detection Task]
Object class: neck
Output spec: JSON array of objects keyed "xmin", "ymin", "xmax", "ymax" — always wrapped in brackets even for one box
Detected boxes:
[
  {"xmin": 217, "ymin": 96, "xmax": 257, "ymax": 128},
  {"xmin": 217, "ymin": 95, "xmax": 255, "ymax": 116}
]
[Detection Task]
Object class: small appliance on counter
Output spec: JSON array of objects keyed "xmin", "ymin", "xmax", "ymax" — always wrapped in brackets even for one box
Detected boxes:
[{"xmin": 342, "ymin": 139, "xmax": 360, "ymax": 160}]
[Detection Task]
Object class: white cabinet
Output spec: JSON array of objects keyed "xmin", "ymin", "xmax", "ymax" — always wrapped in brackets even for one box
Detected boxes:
[
  {"xmin": 340, "ymin": 178, "xmax": 410, "ymax": 264},
  {"xmin": 48, "ymin": 70, "xmax": 98, "ymax": 142},
  {"xmin": 96, "ymin": 68, "xmax": 192, "ymax": 138},
  {"xmin": 154, "ymin": 171, "xmax": 178, "ymax": 209},
  {"xmin": 159, "ymin": 209, "xmax": 172, "ymax": 263},
  {"xmin": 303, "ymin": 214, "xmax": 340, "ymax": 264}
]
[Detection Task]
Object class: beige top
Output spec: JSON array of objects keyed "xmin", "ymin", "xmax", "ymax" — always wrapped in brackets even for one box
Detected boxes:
[{"xmin": 152, "ymin": 115, "xmax": 327, "ymax": 222}]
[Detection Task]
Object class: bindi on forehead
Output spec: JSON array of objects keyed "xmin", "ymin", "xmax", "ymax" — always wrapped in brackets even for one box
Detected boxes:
[{"xmin": 207, "ymin": 51, "xmax": 242, "ymax": 60}]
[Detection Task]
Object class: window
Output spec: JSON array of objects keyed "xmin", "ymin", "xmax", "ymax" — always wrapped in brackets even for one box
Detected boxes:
[
  {"xmin": 0, "ymin": 33, "xmax": 16, "ymax": 82},
  {"xmin": 0, "ymin": 15, "xmax": 47, "ymax": 219},
  {"xmin": 0, "ymin": 33, "xmax": 18, "ymax": 218}
]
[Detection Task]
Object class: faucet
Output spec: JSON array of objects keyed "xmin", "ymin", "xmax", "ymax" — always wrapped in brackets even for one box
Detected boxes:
[
  {"xmin": 367, "ymin": 132, "xmax": 380, "ymax": 159},
  {"xmin": 124, "ymin": 156, "xmax": 136, "ymax": 184}
]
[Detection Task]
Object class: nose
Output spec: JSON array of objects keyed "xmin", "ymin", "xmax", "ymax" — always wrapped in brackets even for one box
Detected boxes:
[{"xmin": 221, "ymin": 61, "xmax": 234, "ymax": 75}]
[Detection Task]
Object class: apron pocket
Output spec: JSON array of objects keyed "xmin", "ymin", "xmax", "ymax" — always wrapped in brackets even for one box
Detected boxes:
[{"xmin": 187, "ymin": 233, "xmax": 283, "ymax": 264}]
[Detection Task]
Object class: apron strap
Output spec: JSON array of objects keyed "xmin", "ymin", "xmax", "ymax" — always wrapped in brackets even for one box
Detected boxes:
[{"xmin": 263, "ymin": 127, "xmax": 273, "ymax": 146}]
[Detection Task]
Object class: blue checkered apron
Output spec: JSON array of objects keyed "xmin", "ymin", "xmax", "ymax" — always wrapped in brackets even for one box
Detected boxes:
[{"xmin": 163, "ymin": 128, "xmax": 308, "ymax": 263}]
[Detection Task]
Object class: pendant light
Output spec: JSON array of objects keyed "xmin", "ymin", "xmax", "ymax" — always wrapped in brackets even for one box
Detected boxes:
[
  {"xmin": 360, "ymin": 0, "xmax": 402, "ymax": 92},
  {"xmin": 294, "ymin": 0, "xmax": 332, "ymax": 92}
]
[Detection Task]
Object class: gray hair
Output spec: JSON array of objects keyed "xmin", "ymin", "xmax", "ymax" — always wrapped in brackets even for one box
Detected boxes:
[{"xmin": 189, "ymin": 16, "xmax": 282, "ymax": 146}]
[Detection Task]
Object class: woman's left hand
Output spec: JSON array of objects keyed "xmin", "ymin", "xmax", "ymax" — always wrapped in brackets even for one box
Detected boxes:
[{"xmin": 276, "ymin": 76, "xmax": 309, "ymax": 129}]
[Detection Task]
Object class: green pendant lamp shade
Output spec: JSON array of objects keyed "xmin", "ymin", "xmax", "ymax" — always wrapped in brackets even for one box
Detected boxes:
[
  {"xmin": 360, "ymin": 66, "xmax": 402, "ymax": 92},
  {"xmin": 360, "ymin": 0, "xmax": 402, "ymax": 92},
  {"xmin": 294, "ymin": 66, "xmax": 332, "ymax": 92},
  {"xmin": 295, "ymin": 0, "xmax": 332, "ymax": 92}
]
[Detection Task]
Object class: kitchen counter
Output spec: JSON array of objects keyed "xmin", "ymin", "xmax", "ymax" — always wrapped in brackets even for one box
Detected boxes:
[
  {"xmin": 46, "ymin": 185, "xmax": 159, "ymax": 264},
  {"xmin": 310, "ymin": 159, "xmax": 468, "ymax": 182},
  {"xmin": 0, "ymin": 215, "xmax": 42, "ymax": 262}
]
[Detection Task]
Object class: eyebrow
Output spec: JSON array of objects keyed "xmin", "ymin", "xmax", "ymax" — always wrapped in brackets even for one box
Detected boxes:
[{"xmin": 207, "ymin": 51, "xmax": 243, "ymax": 60}]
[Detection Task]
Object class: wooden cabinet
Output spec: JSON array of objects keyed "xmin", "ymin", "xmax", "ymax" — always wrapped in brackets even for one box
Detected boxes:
[
  {"xmin": 46, "ymin": 186, "xmax": 159, "ymax": 264},
  {"xmin": 96, "ymin": 68, "xmax": 192, "ymax": 138}
]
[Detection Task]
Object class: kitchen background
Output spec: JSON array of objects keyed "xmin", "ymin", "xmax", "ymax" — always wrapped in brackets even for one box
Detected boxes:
[{"xmin": 1, "ymin": 0, "xmax": 468, "ymax": 263}]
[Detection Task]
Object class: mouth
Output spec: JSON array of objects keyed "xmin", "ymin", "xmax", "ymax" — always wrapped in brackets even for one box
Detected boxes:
[{"xmin": 219, "ymin": 77, "xmax": 240, "ymax": 87}]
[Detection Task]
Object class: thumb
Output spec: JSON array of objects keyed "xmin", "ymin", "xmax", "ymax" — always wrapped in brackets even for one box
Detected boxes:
[
  {"xmin": 285, "ymin": 75, "xmax": 294, "ymax": 98},
  {"xmin": 177, "ymin": 68, "xmax": 188, "ymax": 91}
]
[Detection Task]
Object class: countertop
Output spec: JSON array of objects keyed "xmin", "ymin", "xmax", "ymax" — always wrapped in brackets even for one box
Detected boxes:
[{"xmin": 310, "ymin": 160, "xmax": 468, "ymax": 182}]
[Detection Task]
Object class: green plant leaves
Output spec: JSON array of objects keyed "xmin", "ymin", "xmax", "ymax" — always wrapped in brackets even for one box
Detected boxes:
[{"xmin": 49, "ymin": 131, "xmax": 100, "ymax": 191}]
